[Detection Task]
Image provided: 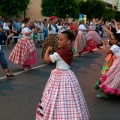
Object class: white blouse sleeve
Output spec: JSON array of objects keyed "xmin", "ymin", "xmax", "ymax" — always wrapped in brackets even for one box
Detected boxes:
[
  {"xmin": 50, "ymin": 52, "xmax": 60, "ymax": 63},
  {"xmin": 24, "ymin": 27, "xmax": 27, "ymax": 32},
  {"xmin": 110, "ymin": 45, "xmax": 120, "ymax": 54}
]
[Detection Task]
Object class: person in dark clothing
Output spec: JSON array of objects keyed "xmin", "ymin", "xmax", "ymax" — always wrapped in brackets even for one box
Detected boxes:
[
  {"xmin": 0, "ymin": 27, "xmax": 14, "ymax": 77},
  {"xmin": 111, "ymin": 22, "xmax": 117, "ymax": 34}
]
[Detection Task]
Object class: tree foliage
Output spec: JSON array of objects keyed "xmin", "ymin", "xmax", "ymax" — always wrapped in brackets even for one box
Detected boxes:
[
  {"xmin": 41, "ymin": 0, "xmax": 81, "ymax": 18},
  {"xmin": 103, "ymin": 8, "xmax": 116, "ymax": 21},
  {"xmin": 0, "ymin": 0, "xmax": 30, "ymax": 18},
  {"xmin": 115, "ymin": 11, "xmax": 120, "ymax": 21},
  {"xmin": 79, "ymin": 0, "xmax": 106, "ymax": 20},
  {"xmin": 41, "ymin": 0, "xmax": 56, "ymax": 17}
]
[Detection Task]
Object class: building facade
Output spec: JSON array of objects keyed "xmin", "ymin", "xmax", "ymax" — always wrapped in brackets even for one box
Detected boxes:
[
  {"xmin": 102, "ymin": 0, "xmax": 120, "ymax": 11},
  {"xmin": 26, "ymin": 0, "xmax": 42, "ymax": 20},
  {"xmin": 116, "ymin": 0, "xmax": 120, "ymax": 11},
  {"xmin": 24, "ymin": 0, "xmax": 47, "ymax": 21}
]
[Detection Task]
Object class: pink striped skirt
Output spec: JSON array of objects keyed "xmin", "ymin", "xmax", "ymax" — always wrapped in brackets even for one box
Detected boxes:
[
  {"xmin": 36, "ymin": 69, "xmax": 90, "ymax": 120},
  {"xmin": 87, "ymin": 31, "xmax": 102, "ymax": 45},
  {"xmin": 99, "ymin": 57, "xmax": 120, "ymax": 96}
]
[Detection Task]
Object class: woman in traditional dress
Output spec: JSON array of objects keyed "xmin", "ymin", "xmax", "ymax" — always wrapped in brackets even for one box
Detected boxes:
[
  {"xmin": 100, "ymin": 26, "xmax": 115, "ymax": 74},
  {"xmin": 74, "ymin": 21, "xmax": 96, "ymax": 56},
  {"xmin": 87, "ymin": 18, "xmax": 103, "ymax": 48},
  {"xmin": 101, "ymin": 20, "xmax": 120, "ymax": 74},
  {"xmin": 95, "ymin": 33, "xmax": 120, "ymax": 98},
  {"xmin": 94, "ymin": 24, "xmax": 120, "ymax": 92},
  {"xmin": 9, "ymin": 18, "xmax": 37, "ymax": 70},
  {"xmin": 40, "ymin": 16, "xmax": 59, "ymax": 58},
  {"xmin": 36, "ymin": 30, "xmax": 90, "ymax": 120}
]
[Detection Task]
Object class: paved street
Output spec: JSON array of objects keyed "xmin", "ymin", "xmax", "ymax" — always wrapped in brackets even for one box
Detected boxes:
[{"xmin": 0, "ymin": 37, "xmax": 120, "ymax": 120}]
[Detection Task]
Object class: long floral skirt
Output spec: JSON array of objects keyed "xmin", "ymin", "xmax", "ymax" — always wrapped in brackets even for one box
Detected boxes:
[{"xmin": 36, "ymin": 69, "xmax": 90, "ymax": 120}]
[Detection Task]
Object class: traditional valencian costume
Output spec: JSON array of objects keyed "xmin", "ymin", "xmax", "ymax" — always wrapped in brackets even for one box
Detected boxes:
[
  {"xmin": 36, "ymin": 45, "xmax": 90, "ymax": 120},
  {"xmin": 95, "ymin": 45, "xmax": 120, "ymax": 96},
  {"xmin": 74, "ymin": 24, "xmax": 96, "ymax": 55},
  {"xmin": 99, "ymin": 45, "xmax": 120, "ymax": 95},
  {"xmin": 87, "ymin": 21, "xmax": 102, "ymax": 46},
  {"xmin": 9, "ymin": 27, "xmax": 37, "ymax": 69}
]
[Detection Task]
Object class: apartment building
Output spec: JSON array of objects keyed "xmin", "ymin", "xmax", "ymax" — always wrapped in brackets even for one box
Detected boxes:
[
  {"xmin": 102, "ymin": 0, "xmax": 120, "ymax": 11},
  {"xmin": 116, "ymin": 0, "xmax": 120, "ymax": 11}
]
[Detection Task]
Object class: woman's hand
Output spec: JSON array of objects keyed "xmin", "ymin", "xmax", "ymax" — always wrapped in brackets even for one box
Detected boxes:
[
  {"xmin": 102, "ymin": 40, "xmax": 112, "ymax": 54},
  {"xmin": 112, "ymin": 19, "xmax": 116, "ymax": 22},
  {"xmin": 31, "ymin": 28, "xmax": 36, "ymax": 33}
]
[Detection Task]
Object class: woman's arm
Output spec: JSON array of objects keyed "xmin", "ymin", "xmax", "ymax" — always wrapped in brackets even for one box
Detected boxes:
[
  {"xmin": 44, "ymin": 46, "xmax": 53, "ymax": 63},
  {"xmin": 25, "ymin": 28, "xmax": 35, "ymax": 36},
  {"xmin": 102, "ymin": 40, "xmax": 112, "ymax": 54},
  {"xmin": 96, "ymin": 18, "xmax": 103, "ymax": 25},
  {"xmin": 102, "ymin": 26, "xmax": 113, "ymax": 36},
  {"xmin": 112, "ymin": 20, "xmax": 118, "ymax": 32}
]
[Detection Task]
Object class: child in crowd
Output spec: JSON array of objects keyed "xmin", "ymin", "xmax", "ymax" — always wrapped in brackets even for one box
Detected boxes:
[{"xmin": 36, "ymin": 30, "xmax": 90, "ymax": 120}]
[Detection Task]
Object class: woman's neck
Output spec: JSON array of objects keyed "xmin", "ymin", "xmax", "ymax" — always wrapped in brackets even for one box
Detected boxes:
[{"xmin": 25, "ymin": 24, "xmax": 29, "ymax": 27}]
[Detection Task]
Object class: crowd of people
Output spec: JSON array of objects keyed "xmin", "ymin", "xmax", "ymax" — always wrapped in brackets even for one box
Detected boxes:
[{"xmin": 1, "ymin": 14, "xmax": 120, "ymax": 119}]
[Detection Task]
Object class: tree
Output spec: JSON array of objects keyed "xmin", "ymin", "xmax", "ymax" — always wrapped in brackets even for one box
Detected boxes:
[
  {"xmin": 79, "ymin": 0, "xmax": 106, "ymax": 20},
  {"xmin": 41, "ymin": 0, "xmax": 81, "ymax": 18},
  {"xmin": 115, "ymin": 11, "xmax": 120, "ymax": 21},
  {"xmin": 0, "ymin": 0, "xmax": 30, "ymax": 18},
  {"xmin": 103, "ymin": 8, "xmax": 116, "ymax": 21},
  {"xmin": 41, "ymin": 0, "xmax": 57, "ymax": 17},
  {"xmin": 55, "ymin": 0, "xmax": 81, "ymax": 18}
]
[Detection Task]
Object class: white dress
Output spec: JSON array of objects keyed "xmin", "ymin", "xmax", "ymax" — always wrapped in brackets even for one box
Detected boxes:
[
  {"xmin": 36, "ymin": 52, "xmax": 90, "ymax": 120},
  {"xmin": 99, "ymin": 45, "xmax": 120, "ymax": 96}
]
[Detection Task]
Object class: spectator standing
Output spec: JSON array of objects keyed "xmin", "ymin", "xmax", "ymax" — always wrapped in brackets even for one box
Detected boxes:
[
  {"xmin": 12, "ymin": 18, "xmax": 21, "ymax": 43},
  {"xmin": 0, "ymin": 16, "xmax": 4, "ymax": 27},
  {"xmin": 44, "ymin": 22, "xmax": 48, "ymax": 40},
  {"xmin": 37, "ymin": 19, "xmax": 44, "ymax": 47}
]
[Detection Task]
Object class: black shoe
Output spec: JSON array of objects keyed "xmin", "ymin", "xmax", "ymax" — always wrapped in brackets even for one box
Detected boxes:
[{"xmin": 6, "ymin": 74, "xmax": 14, "ymax": 77}]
